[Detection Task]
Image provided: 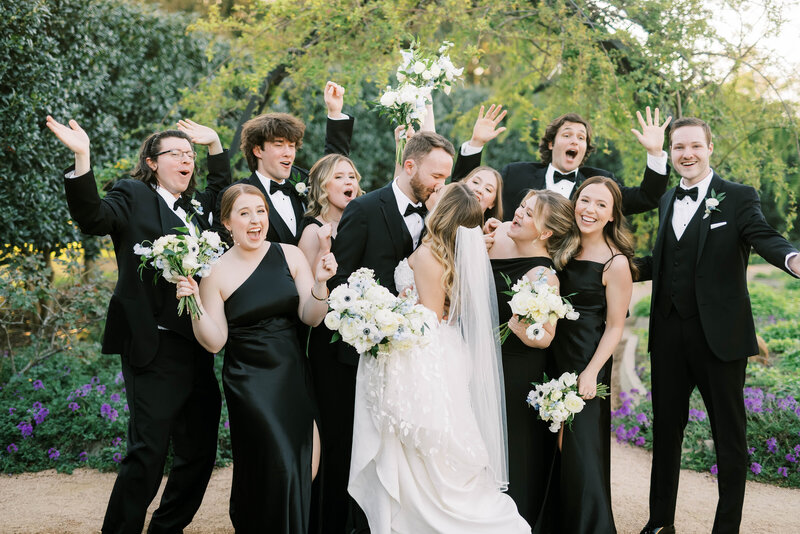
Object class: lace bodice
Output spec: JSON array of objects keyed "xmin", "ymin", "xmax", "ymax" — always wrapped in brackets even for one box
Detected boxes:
[{"xmin": 394, "ymin": 258, "xmax": 416, "ymax": 296}]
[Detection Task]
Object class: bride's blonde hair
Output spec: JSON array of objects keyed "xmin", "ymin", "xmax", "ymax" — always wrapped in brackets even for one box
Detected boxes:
[{"xmin": 421, "ymin": 182, "xmax": 484, "ymax": 298}]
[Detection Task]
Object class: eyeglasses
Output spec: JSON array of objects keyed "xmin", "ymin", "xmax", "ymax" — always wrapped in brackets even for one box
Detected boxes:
[{"xmin": 155, "ymin": 149, "xmax": 197, "ymax": 161}]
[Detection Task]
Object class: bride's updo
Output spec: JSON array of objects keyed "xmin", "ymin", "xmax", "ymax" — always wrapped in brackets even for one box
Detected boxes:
[{"xmin": 422, "ymin": 182, "xmax": 484, "ymax": 297}]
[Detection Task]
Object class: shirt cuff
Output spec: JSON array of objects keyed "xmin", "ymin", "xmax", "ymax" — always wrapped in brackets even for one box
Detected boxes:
[
  {"xmin": 786, "ymin": 252, "xmax": 800, "ymax": 277},
  {"xmin": 460, "ymin": 141, "xmax": 483, "ymax": 156},
  {"xmin": 327, "ymin": 113, "xmax": 350, "ymax": 120},
  {"xmin": 646, "ymin": 151, "xmax": 668, "ymax": 175}
]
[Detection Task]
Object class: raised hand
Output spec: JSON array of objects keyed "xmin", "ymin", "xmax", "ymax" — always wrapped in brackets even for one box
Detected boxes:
[
  {"xmin": 177, "ymin": 119, "xmax": 223, "ymax": 154},
  {"xmin": 483, "ymin": 217, "xmax": 501, "ymax": 235},
  {"xmin": 324, "ymin": 81, "xmax": 346, "ymax": 119},
  {"xmin": 631, "ymin": 106, "xmax": 672, "ymax": 156},
  {"xmin": 314, "ymin": 251, "xmax": 337, "ymax": 284},
  {"xmin": 469, "ymin": 104, "xmax": 507, "ymax": 148},
  {"xmin": 46, "ymin": 115, "xmax": 91, "ymax": 175}
]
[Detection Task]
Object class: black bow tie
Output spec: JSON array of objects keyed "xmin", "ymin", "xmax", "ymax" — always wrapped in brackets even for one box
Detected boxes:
[
  {"xmin": 173, "ymin": 196, "xmax": 193, "ymax": 213},
  {"xmin": 404, "ymin": 203, "xmax": 427, "ymax": 218},
  {"xmin": 270, "ymin": 180, "xmax": 293, "ymax": 196},
  {"xmin": 553, "ymin": 170, "xmax": 577, "ymax": 184},
  {"xmin": 675, "ymin": 187, "xmax": 698, "ymax": 202}
]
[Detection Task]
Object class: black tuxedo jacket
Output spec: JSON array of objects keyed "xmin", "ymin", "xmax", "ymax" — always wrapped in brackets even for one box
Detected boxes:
[
  {"xmin": 330, "ymin": 184, "xmax": 414, "ymax": 365},
  {"xmin": 63, "ymin": 152, "xmax": 231, "ymax": 367},
  {"xmin": 453, "ymin": 152, "xmax": 668, "ymax": 220},
  {"xmin": 212, "ymin": 115, "xmax": 354, "ymax": 245},
  {"xmin": 638, "ymin": 173, "xmax": 798, "ymax": 361}
]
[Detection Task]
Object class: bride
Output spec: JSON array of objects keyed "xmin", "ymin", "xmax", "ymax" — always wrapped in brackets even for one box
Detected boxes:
[{"xmin": 348, "ymin": 182, "xmax": 530, "ymax": 533}]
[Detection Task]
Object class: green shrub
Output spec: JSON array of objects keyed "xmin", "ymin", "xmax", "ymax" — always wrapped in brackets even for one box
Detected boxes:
[{"xmin": 632, "ymin": 295, "xmax": 651, "ymax": 317}]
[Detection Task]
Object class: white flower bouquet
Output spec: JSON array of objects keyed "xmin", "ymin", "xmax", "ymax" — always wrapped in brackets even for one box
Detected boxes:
[
  {"xmin": 498, "ymin": 270, "xmax": 579, "ymax": 343},
  {"xmin": 134, "ymin": 229, "xmax": 227, "ymax": 319},
  {"xmin": 526, "ymin": 372, "xmax": 610, "ymax": 433},
  {"xmin": 376, "ymin": 39, "xmax": 464, "ymax": 163},
  {"xmin": 325, "ymin": 267, "xmax": 435, "ymax": 357}
]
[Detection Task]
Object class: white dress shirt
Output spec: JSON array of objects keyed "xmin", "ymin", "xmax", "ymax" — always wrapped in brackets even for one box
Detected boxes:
[
  {"xmin": 257, "ymin": 170, "xmax": 297, "ymax": 236},
  {"xmin": 672, "ymin": 169, "xmax": 713, "ymax": 240},
  {"xmin": 154, "ymin": 186, "xmax": 198, "ymax": 237},
  {"xmin": 392, "ymin": 178, "xmax": 424, "ymax": 248}
]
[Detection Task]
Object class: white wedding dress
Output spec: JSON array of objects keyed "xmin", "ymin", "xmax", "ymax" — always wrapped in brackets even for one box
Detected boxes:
[{"xmin": 348, "ymin": 251, "xmax": 530, "ymax": 534}]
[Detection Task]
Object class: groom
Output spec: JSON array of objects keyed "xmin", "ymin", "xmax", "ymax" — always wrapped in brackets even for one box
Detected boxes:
[
  {"xmin": 638, "ymin": 117, "xmax": 799, "ymax": 534},
  {"xmin": 317, "ymin": 132, "xmax": 455, "ymax": 533}
]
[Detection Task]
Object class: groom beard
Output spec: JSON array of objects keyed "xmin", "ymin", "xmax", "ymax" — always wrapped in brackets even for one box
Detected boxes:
[{"xmin": 409, "ymin": 170, "xmax": 434, "ymax": 204}]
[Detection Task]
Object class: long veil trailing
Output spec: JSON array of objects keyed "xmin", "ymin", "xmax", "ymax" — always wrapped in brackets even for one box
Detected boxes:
[{"xmin": 449, "ymin": 226, "xmax": 509, "ymax": 490}]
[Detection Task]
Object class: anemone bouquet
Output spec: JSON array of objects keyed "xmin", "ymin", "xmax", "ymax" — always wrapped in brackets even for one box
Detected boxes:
[
  {"xmin": 498, "ymin": 269, "xmax": 579, "ymax": 343},
  {"xmin": 527, "ymin": 372, "xmax": 610, "ymax": 433},
  {"xmin": 324, "ymin": 268, "xmax": 435, "ymax": 358},
  {"xmin": 134, "ymin": 229, "xmax": 226, "ymax": 319},
  {"xmin": 377, "ymin": 39, "xmax": 464, "ymax": 163}
]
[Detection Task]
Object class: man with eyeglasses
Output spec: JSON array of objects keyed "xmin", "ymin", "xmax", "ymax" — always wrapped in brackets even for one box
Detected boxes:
[
  {"xmin": 47, "ymin": 115, "xmax": 230, "ymax": 534},
  {"xmin": 213, "ymin": 81, "xmax": 354, "ymax": 245}
]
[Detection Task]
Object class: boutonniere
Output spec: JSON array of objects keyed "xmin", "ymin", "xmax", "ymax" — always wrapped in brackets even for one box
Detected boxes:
[
  {"xmin": 190, "ymin": 198, "xmax": 204, "ymax": 215},
  {"xmin": 288, "ymin": 170, "xmax": 308, "ymax": 197},
  {"xmin": 703, "ymin": 189, "xmax": 725, "ymax": 219}
]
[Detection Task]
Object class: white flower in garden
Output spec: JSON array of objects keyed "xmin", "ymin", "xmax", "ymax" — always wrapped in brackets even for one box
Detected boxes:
[
  {"xmin": 396, "ymin": 71, "xmax": 406, "ymax": 83},
  {"xmin": 430, "ymin": 63, "xmax": 442, "ymax": 77},
  {"xmin": 421, "ymin": 70, "xmax": 432, "ymax": 81}
]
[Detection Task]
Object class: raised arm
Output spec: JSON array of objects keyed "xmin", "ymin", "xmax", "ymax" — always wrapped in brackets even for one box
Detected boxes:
[
  {"xmin": 452, "ymin": 104, "xmax": 506, "ymax": 182},
  {"xmin": 323, "ymin": 81, "xmax": 355, "ymax": 156},
  {"xmin": 177, "ymin": 119, "xmax": 231, "ymax": 209},
  {"xmin": 619, "ymin": 106, "xmax": 672, "ymax": 215},
  {"xmin": 46, "ymin": 115, "xmax": 91, "ymax": 175}
]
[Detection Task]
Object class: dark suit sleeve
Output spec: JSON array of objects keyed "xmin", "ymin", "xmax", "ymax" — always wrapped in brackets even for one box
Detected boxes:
[
  {"xmin": 194, "ymin": 149, "xmax": 231, "ymax": 212},
  {"xmin": 618, "ymin": 165, "xmax": 670, "ymax": 216},
  {"xmin": 330, "ymin": 199, "xmax": 368, "ymax": 288},
  {"xmin": 451, "ymin": 150, "xmax": 482, "ymax": 182},
  {"xmin": 324, "ymin": 115, "xmax": 355, "ymax": 156},
  {"xmin": 64, "ymin": 168, "xmax": 133, "ymax": 236},
  {"xmin": 736, "ymin": 186, "xmax": 798, "ymax": 275}
]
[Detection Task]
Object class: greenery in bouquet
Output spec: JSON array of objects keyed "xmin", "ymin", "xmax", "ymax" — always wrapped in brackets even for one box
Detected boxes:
[
  {"xmin": 498, "ymin": 270, "xmax": 579, "ymax": 343},
  {"xmin": 527, "ymin": 372, "xmax": 610, "ymax": 433},
  {"xmin": 134, "ymin": 229, "xmax": 226, "ymax": 319},
  {"xmin": 325, "ymin": 268, "xmax": 435, "ymax": 357}
]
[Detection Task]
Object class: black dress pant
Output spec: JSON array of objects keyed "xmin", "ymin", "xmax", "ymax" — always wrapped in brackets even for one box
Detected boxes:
[
  {"xmin": 102, "ymin": 330, "xmax": 221, "ymax": 534},
  {"xmin": 649, "ymin": 306, "xmax": 747, "ymax": 533}
]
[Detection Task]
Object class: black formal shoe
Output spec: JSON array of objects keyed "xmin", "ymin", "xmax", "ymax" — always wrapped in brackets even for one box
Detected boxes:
[{"xmin": 639, "ymin": 525, "xmax": 676, "ymax": 534}]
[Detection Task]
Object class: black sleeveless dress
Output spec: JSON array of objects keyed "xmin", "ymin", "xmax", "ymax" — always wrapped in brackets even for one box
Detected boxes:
[
  {"xmin": 492, "ymin": 256, "xmax": 559, "ymax": 528},
  {"xmin": 547, "ymin": 259, "xmax": 616, "ymax": 533},
  {"xmin": 223, "ymin": 243, "xmax": 316, "ymax": 533}
]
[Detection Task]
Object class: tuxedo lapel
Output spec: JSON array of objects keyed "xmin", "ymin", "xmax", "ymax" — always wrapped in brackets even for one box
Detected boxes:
[
  {"xmin": 378, "ymin": 186, "xmax": 412, "ymax": 261},
  {"xmin": 696, "ymin": 174, "xmax": 724, "ymax": 266},
  {"xmin": 652, "ymin": 188, "xmax": 677, "ymax": 289}
]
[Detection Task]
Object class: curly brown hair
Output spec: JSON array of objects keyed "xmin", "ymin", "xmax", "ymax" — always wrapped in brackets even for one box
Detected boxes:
[
  {"xmin": 538, "ymin": 113, "xmax": 595, "ymax": 166},
  {"xmin": 240, "ymin": 113, "xmax": 305, "ymax": 172}
]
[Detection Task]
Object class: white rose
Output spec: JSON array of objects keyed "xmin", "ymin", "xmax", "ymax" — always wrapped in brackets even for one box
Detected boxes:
[
  {"xmin": 374, "ymin": 309, "xmax": 401, "ymax": 336},
  {"xmin": 162, "ymin": 268, "xmax": 180, "ymax": 284},
  {"xmin": 324, "ymin": 312, "xmax": 341, "ymax": 330},
  {"xmin": 430, "ymin": 63, "xmax": 442, "ymax": 77},
  {"xmin": 182, "ymin": 254, "xmax": 201, "ymax": 272},
  {"xmin": 509, "ymin": 291, "xmax": 533, "ymax": 316},
  {"xmin": 548, "ymin": 421, "xmax": 562, "ymax": 433},
  {"xmin": 201, "ymin": 231, "xmax": 222, "ymax": 249},
  {"xmin": 564, "ymin": 391, "xmax": 586, "ymax": 413},
  {"xmin": 295, "ymin": 182, "xmax": 307, "ymax": 195},
  {"xmin": 706, "ymin": 198, "xmax": 719, "ymax": 208},
  {"xmin": 398, "ymin": 84, "xmax": 417, "ymax": 104},
  {"xmin": 421, "ymin": 70, "xmax": 432, "ymax": 81},
  {"xmin": 339, "ymin": 318, "xmax": 360, "ymax": 342},
  {"xmin": 559, "ymin": 372, "xmax": 578, "ymax": 388},
  {"xmin": 379, "ymin": 90, "xmax": 397, "ymax": 107},
  {"xmin": 565, "ymin": 310, "xmax": 580, "ymax": 321},
  {"xmin": 412, "ymin": 61, "xmax": 426, "ymax": 74}
]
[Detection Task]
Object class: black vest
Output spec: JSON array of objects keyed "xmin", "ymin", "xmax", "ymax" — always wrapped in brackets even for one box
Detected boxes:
[{"xmin": 656, "ymin": 202, "xmax": 704, "ymax": 318}]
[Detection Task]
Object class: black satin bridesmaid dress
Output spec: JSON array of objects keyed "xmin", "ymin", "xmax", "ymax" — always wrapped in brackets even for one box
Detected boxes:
[
  {"xmin": 548, "ymin": 259, "xmax": 616, "ymax": 534},
  {"xmin": 492, "ymin": 256, "xmax": 559, "ymax": 528},
  {"xmin": 223, "ymin": 243, "xmax": 316, "ymax": 533}
]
